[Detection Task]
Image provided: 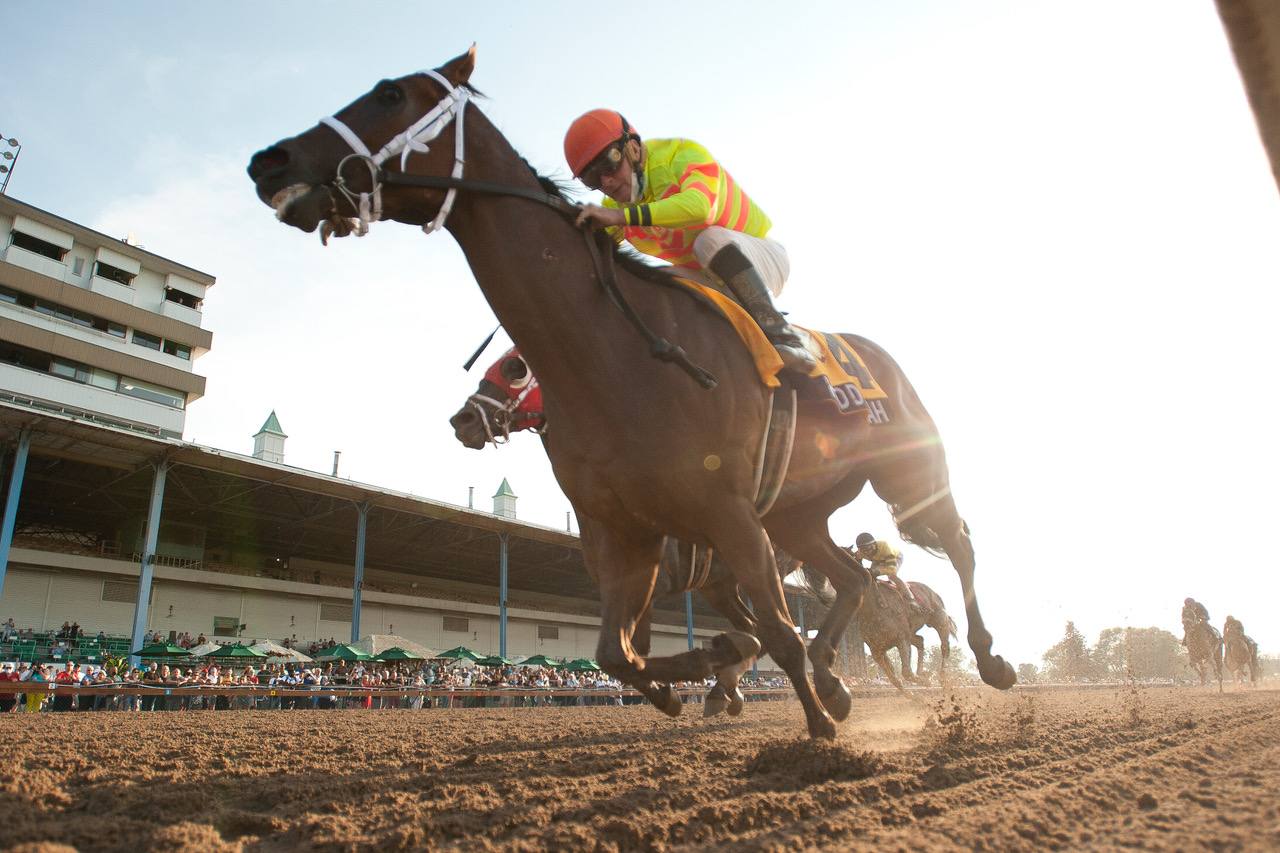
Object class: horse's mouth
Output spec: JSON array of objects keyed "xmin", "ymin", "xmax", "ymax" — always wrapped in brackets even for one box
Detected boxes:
[
  {"xmin": 267, "ymin": 183, "xmax": 332, "ymax": 233},
  {"xmin": 454, "ymin": 428, "xmax": 487, "ymax": 450}
]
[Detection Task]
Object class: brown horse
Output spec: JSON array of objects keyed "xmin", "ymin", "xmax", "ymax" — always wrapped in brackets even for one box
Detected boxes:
[
  {"xmin": 1182, "ymin": 608, "xmax": 1224, "ymax": 691},
  {"xmin": 247, "ymin": 49, "xmax": 1015, "ymax": 738},
  {"xmin": 858, "ymin": 578, "xmax": 957, "ymax": 695},
  {"xmin": 1223, "ymin": 617, "xmax": 1259, "ymax": 686}
]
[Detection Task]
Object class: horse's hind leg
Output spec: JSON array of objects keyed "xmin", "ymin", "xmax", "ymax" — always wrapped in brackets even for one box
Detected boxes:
[
  {"xmin": 901, "ymin": 492, "xmax": 1016, "ymax": 690},
  {"xmin": 910, "ymin": 634, "xmax": 927, "ymax": 683},
  {"xmin": 711, "ymin": 508, "xmax": 836, "ymax": 739}
]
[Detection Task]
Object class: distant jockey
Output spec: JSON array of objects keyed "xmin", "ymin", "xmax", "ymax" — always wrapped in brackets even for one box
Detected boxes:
[
  {"xmin": 851, "ymin": 532, "xmax": 921, "ymax": 615},
  {"xmin": 1181, "ymin": 597, "xmax": 1210, "ymax": 646},
  {"xmin": 564, "ymin": 109, "xmax": 815, "ymax": 374}
]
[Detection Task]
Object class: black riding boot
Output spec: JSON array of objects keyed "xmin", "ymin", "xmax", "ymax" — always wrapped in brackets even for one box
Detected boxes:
[{"xmin": 708, "ymin": 244, "xmax": 816, "ymax": 373}]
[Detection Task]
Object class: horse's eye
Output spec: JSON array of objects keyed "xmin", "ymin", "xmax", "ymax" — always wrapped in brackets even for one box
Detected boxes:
[{"xmin": 377, "ymin": 84, "xmax": 404, "ymax": 106}]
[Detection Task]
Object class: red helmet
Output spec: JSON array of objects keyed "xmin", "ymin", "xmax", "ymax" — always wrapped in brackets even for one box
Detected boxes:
[{"xmin": 564, "ymin": 109, "xmax": 637, "ymax": 177}]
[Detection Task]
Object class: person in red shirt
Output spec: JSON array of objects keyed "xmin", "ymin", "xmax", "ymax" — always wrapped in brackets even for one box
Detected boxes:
[{"xmin": 0, "ymin": 662, "xmax": 19, "ymax": 712}]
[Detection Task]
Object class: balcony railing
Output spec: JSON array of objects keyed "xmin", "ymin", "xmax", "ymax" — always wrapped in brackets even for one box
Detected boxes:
[
  {"xmin": 3, "ymin": 243, "xmax": 69, "ymax": 281},
  {"xmin": 88, "ymin": 275, "xmax": 135, "ymax": 305}
]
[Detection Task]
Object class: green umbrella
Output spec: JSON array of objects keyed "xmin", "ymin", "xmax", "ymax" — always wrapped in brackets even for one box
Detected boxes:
[
  {"xmin": 476, "ymin": 655, "xmax": 515, "ymax": 667},
  {"xmin": 133, "ymin": 643, "xmax": 192, "ymax": 658},
  {"xmin": 516, "ymin": 654, "xmax": 561, "ymax": 667},
  {"xmin": 207, "ymin": 643, "xmax": 268, "ymax": 659},
  {"xmin": 376, "ymin": 647, "xmax": 424, "ymax": 662},
  {"xmin": 435, "ymin": 646, "xmax": 484, "ymax": 661},
  {"xmin": 564, "ymin": 658, "xmax": 602, "ymax": 672},
  {"xmin": 315, "ymin": 644, "xmax": 373, "ymax": 661}
]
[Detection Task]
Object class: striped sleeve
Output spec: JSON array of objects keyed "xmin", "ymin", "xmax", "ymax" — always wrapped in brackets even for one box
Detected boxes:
[{"xmin": 636, "ymin": 141, "xmax": 723, "ymax": 228}]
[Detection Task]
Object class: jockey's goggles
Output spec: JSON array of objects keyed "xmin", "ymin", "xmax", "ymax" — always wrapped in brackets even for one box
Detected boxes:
[{"xmin": 579, "ymin": 142, "xmax": 627, "ymax": 191}]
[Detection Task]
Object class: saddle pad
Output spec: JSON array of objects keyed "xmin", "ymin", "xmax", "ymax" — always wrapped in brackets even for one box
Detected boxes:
[{"xmin": 672, "ymin": 277, "xmax": 888, "ymax": 412}]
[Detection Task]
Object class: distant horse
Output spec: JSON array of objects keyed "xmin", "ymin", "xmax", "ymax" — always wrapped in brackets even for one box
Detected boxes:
[
  {"xmin": 858, "ymin": 577, "xmax": 958, "ymax": 695},
  {"xmin": 1223, "ymin": 617, "xmax": 1259, "ymax": 686},
  {"xmin": 1182, "ymin": 608, "xmax": 1224, "ymax": 692},
  {"xmin": 248, "ymin": 49, "xmax": 1015, "ymax": 738}
]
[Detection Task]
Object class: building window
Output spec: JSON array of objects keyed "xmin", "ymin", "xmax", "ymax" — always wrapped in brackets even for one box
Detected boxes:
[
  {"xmin": 0, "ymin": 285, "xmax": 17, "ymax": 304},
  {"xmin": 10, "ymin": 231, "xmax": 67, "ymax": 261},
  {"xmin": 163, "ymin": 339, "xmax": 191, "ymax": 360},
  {"xmin": 117, "ymin": 378, "xmax": 185, "ymax": 409},
  {"xmin": 72, "ymin": 257, "xmax": 86, "ymax": 277},
  {"xmin": 94, "ymin": 260, "xmax": 135, "ymax": 286},
  {"xmin": 537, "ymin": 625, "xmax": 560, "ymax": 640},
  {"xmin": 443, "ymin": 616, "xmax": 469, "ymax": 633},
  {"xmin": 97, "ymin": 320, "xmax": 126, "ymax": 338},
  {"xmin": 101, "ymin": 580, "xmax": 139, "ymax": 603},
  {"xmin": 0, "ymin": 341, "xmax": 52, "ymax": 372},
  {"xmin": 132, "ymin": 330, "xmax": 161, "ymax": 351},
  {"xmin": 164, "ymin": 288, "xmax": 202, "ymax": 310},
  {"xmin": 320, "ymin": 603, "xmax": 353, "ymax": 622},
  {"xmin": 50, "ymin": 358, "xmax": 91, "ymax": 384},
  {"xmin": 212, "ymin": 616, "xmax": 240, "ymax": 637}
]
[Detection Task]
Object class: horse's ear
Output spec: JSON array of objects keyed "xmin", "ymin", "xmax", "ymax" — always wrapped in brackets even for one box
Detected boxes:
[{"xmin": 438, "ymin": 44, "xmax": 477, "ymax": 88}]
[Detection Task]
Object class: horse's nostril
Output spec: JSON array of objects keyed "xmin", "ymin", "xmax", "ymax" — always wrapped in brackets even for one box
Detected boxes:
[{"xmin": 248, "ymin": 146, "xmax": 290, "ymax": 180}]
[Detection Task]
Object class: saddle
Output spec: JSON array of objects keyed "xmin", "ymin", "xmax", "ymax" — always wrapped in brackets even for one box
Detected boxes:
[{"xmin": 664, "ymin": 270, "xmax": 890, "ymax": 422}]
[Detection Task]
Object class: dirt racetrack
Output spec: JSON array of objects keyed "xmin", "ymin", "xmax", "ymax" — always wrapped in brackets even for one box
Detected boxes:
[{"xmin": 3, "ymin": 684, "xmax": 1279, "ymax": 851}]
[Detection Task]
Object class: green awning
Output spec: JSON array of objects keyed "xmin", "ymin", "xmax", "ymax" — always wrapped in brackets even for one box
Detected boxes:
[
  {"xmin": 376, "ymin": 647, "xmax": 424, "ymax": 661},
  {"xmin": 562, "ymin": 658, "xmax": 602, "ymax": 672},
  {"xmin": 435, "ymin": 646, "xmax": 484, "ymax": 661},
  {"xmin": 516, "ymin": 654, "xmax": 561, "ymax": 667},
  {"xmin": 476, "ymin": 655, "xmax": 515, "ymax": 667},
  {"xmin": 315, "ymin": 644, "xmax": 373, "ymax": 661}
]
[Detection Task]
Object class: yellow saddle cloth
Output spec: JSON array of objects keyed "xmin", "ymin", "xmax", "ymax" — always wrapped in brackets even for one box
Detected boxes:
[{"xmin": 674, "ymin": 277, "xmax": 889, "ymax": 416}]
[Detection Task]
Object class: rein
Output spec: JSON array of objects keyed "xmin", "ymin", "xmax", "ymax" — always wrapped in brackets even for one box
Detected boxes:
[{"xmin": 317, "ymin": 71, "xmax": 717, "ymax": 390}]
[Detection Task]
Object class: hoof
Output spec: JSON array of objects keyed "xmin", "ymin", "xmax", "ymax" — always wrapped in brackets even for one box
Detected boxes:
[
  {"xmin": 726, "ymin": 687, "xmax": 745, "ymax": 717},
  {"xmin": 978, "ymin": 655, "xmax": 1016, "ymax": 690},
  {"xmin": 703, "ymin": 694, "xmax": 728, "ymax": 718},
  {"xmin": 819, "ymin": 679, "xmax": 852, "ymax": 722},
  {"xmin": 653, "ymin": 684, "xmax": 683, "ymax": 718},
  {"xmin": 808, "ymin": 711, "xmax": 838, "ymax": 740},
  {"xmin": 716, "ymin": 631, "xmax": 762, "ymax": 667}
]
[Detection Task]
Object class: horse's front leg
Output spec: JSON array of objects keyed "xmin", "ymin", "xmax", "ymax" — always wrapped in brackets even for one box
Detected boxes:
[{"xmin": 581, "ymin": 517, "xmax": 682, "ymax": 717}]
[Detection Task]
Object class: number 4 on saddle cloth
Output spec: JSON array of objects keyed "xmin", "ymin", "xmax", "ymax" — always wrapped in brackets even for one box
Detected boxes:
[{"xmin": 671, "ymin": 276, "xmax": 891, "ymax": 425}]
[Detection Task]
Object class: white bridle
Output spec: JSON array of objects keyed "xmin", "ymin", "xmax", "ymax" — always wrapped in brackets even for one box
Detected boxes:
[{"xmin": 318, "ymin": 69, "xmax": 469, "ymax": 237}]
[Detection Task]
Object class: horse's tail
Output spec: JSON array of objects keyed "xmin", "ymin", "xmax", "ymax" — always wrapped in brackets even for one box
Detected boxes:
[
  {"xmin": 892, "ymin": 514, "xmax": 967, "ymax": 560},
  {"xmin": 946, "ymin": 615, "xmax": 959, "ymax": 639}
]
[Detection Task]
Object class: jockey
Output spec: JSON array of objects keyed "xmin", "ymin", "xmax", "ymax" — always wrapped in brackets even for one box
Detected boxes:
[
  {"xmin": 1223, "ymin": 614, "xmax": 1243, "ymax": 636},
  {"xmin": 1181, "ymin": 597, "xmax": 1210, "ymax": 646},
  {"xmin": 851, "ymin": 532, "xmax": 921, "ymax": 614},
  {"xmin": 564, "ymin": 109, "xmax": 816, "ymax": 373}
]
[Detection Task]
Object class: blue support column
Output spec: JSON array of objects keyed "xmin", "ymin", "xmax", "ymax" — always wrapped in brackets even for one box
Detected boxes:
[
  {"xmin": 797, "ymin": 596, "xmax": 807, "ymax": 638},
  {"xmin": 749, "ymin": 596, "xmax": 759, "ymax": 678},
  {"xmin": 129, "ymin": 460, "xmax": 169, "ymax": 668},
  {"xmin": 685, "ymin": 591, "xmax": 695, "ymax": 650},
  {"xmin": 351, "ymin": 503, "xmax": 368, "ymax": 644},
  {"xmin": 499, "ymin": 532, "xmax": 509, "ymax": 658},
  {"xmin": 0, "ymin": 428, "xmax": 31, "ymax": 600}
]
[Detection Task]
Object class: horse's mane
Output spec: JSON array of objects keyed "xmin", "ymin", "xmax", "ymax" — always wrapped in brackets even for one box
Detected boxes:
[{"xmin": 521, "ymin": 159, "xmax": 679, "ymax": 286}]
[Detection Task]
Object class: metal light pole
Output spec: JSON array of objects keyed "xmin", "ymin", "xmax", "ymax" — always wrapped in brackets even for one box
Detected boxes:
[{"xmin": 0, "ymin": 134, "xmax": 21, "ymax": 195}]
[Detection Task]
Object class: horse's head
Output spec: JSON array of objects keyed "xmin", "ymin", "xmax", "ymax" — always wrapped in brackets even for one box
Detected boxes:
[
  {"xmin": 449, "ymin": 347, "xmax": 544, "ymax": 449},
  {"xmin": 246, "ymin": 48, "xmax": 477, "ymax": 239}
]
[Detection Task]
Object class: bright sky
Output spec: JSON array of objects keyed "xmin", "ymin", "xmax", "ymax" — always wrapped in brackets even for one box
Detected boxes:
[{"xmin": 5, "ymin": 2, "xmax": 1278, "ymax": 667}]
